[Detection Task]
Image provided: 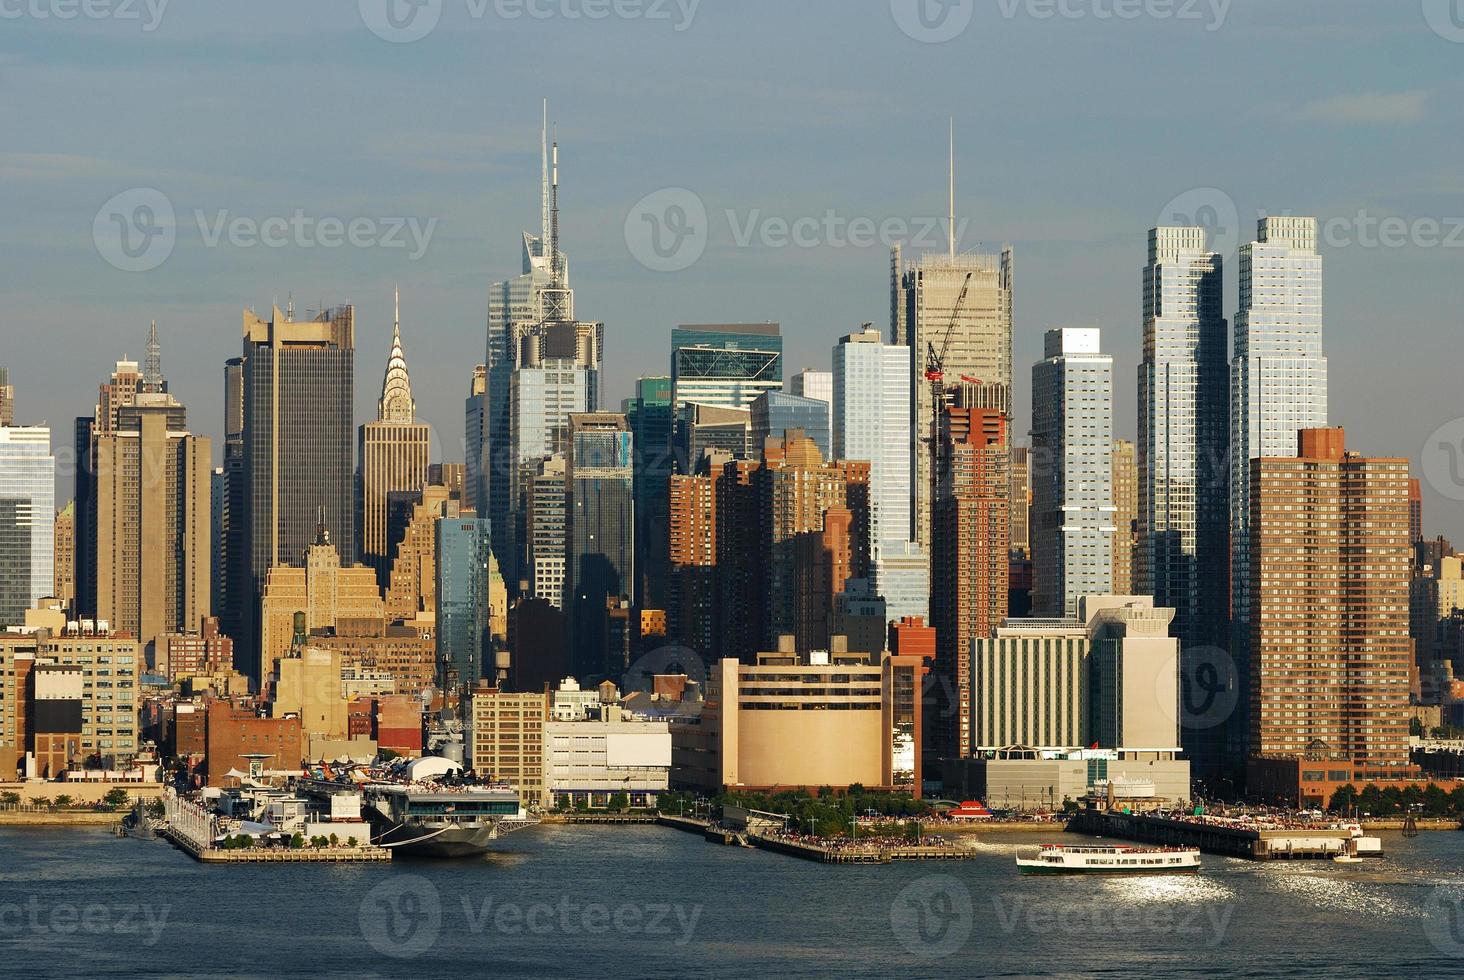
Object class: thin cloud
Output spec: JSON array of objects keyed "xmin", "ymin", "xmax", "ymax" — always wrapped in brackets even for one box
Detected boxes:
[{"xmin": 1292, "ymin": 90, "xmax": 1429, "ymax": 125}]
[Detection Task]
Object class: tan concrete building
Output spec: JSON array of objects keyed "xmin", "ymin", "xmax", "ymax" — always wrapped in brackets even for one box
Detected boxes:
[
  {"xmin": 273, "ymin": 645, "xmax": 350, "ymax": 763},
  {"xmin": 359, "ymin": 292, "xmax": 431, "ymax": 584},
  {"xmin": 384, "ymin": 485, "xmax": 460, "ymax": 625},
  {"xmin": 258, "ymin": 530, "xmax": 384, "ymax": 680},
  {"xmin": 1111, "ymin": 439, "xmax": 1137, "ymax": 596},
  {"xmin": 53, "ymin": 501, "xmax": 74, "ymax": 615},
  {"xmin": 1247, "ymin": 428, "xmax": 1412, "ymax": 771},
  {"xmin": 93, "ymin": 394, "xmax": 211, "ymax": 659},
  {"xmin": 468, "ymin": 686, "xmax": 549, "ymax": 808},
  {"xmin": 675, "ymin": 638, "xmax": 925, "ymax": 794}
]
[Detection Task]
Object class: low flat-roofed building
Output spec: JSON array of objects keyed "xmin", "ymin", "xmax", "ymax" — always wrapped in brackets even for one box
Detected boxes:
[
  {"xmin": 545, "ymin": 712, "xmax": 671, "ymax": 809},
  {"xmin": 673, "ymin": 635, "xmax": 924, "ymax": 795}
]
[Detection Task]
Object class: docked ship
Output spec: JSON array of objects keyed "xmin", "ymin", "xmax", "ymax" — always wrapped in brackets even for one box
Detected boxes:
[
  {"xmin": 300, "ymin": 757, "xmax": 534, "ymax": 859},
  {"xmin": 1016, "ymin": 844, "xmax": 1201, "ymax": 875}
]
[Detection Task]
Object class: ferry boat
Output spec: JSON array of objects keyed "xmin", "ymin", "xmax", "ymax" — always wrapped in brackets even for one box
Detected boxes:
[{"xmin": 1016, "ymin": 844, "xmax": 1201, "ymax": 875}]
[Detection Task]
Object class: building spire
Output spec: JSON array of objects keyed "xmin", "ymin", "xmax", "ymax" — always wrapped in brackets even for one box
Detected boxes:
[
  {"xmin": 948, "ymin": 117, "xmax": 956, "ymax": 259},
  {"xmin": 143, "ymin": 320, "xmax": 164, "ymax": 393},
  {"xmin": 540, "ymin": 98, "xmax": 551, "ymax": 260},
  {"xmin": 378, "ymin": 288, "xmax": 416, "ymax": 423}
]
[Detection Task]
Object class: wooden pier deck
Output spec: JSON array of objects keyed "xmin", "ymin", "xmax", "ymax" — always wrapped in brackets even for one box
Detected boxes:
[{"xmin": 1067, "ymin": 810, "xmax": 1359, "ymax": 860}]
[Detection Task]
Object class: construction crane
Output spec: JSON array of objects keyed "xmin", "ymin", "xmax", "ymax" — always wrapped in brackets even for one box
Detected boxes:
[{"xmin": 924, "ymin": 271, "xmax": 974, "ymax": 505}]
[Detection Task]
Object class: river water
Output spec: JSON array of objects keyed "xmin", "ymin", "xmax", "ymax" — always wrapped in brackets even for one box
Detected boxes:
[{"xmin": 1, "ymin": 824, "xmax": 1461, "ymax": 978}]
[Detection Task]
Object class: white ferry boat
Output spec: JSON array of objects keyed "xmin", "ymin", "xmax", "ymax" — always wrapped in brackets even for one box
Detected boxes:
[{"xmin": 1016, "ymin": 844, "xmax": 1201, "ymax": 875}]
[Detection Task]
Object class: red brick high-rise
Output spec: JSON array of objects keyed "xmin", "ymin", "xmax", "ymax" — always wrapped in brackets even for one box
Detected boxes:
[{"xmin": 930, "ymin": 405, "xmax": 1009, "ymax": 766}]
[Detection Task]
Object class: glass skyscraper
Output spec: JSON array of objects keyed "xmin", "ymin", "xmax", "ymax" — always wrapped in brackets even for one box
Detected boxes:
[
  {"xmin": 0, "ymin": 426, "xmax": 55, "ymax": 628},
  {"xmin": 750, "ymin": 390, "xmax": 830, "ymax": 460},
  {"xmin": 566, "ymin": 413, "xmax": 634, "ymax": 682},
  {"xmin": 239, "ymin": 305, "xmax": 355, "ymax": 676},
  {"xmin": 669, "ymin": 323, "xmax": 783, "ymax": 416},
  {"xmin": 1230, "ymin": 217, "xmax": 1327, "ymax": 635},
  {"xmin": 436, "ymin": 516, "xmax": 494, "ymax": 688},
  {"xmin": 1031, "ymin": 328, "xmax": 1114, "ymax": 618},
  {"xmin": 1139, "ymin": 227, "xmax": 1228, "ymax": 646},
  {"xmin": 833, "ymin": 328, "xmax": 926, "ymax": 617}
]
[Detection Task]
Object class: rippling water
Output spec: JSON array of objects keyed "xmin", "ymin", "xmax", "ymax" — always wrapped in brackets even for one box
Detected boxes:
[{"xmin": 0, "ymin": 825, "xmax": 1460, "ymax": 978}]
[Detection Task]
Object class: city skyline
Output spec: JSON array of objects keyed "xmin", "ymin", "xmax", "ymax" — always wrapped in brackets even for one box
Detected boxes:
[{"xmin": 6, "ymin": 3, "xmax": 1464, "ymax": 540}]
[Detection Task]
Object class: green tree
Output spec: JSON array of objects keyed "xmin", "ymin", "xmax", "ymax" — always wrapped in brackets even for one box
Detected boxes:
[
  {"xmin": 145, "ymin": 799, "xmax": 166, "ymax": 820},
  {"xmin": 0, "ymin": 791, "xmax": 19, "ymax": 807},
  {"xmin": 52, "ymin": 794, "xmax": 74, "ymax": 810},
  {"xmin": 28, "ymin": 796, "xmax": 50, "ymax": 810},
  {"xmin": 237, "ymin": 834, "xmax": 254, "ymax": 849},
  {"xmin": 290, "ymin": 833, "xmax": 305, "ymax": 849},
  {"xmin": 329, "ymin": 833, "xmax": 339, "ymax": 847},
  {"xmin": 608, "ymin": 792, "xmax": 630, "ymax": 813},
  {"xmin": 1329, "ymin": 784, "xmax": 1358, "ymax": 813},
  {"xmin": 102, "ymin": 788, "xmax": 130, "ymax": 811},
  {"xmin": 347, "ymin": 836, "xmax": 358, "ymax": 848}
]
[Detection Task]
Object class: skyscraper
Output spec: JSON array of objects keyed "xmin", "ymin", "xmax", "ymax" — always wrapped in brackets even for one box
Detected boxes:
[
  {"xmin": 465, "ymin": 365, "xmax": 487, "ymax": 515},
  {"xmin": 0, "ymin": 426, "xmax": 54, "ymax": 628},
  {"xmin": 1111, "ymin": 438, "xmax": 1137, "ymax": 597},
  {"xmin": 240, "ymin": 304, "xmax": 355, "ymax": 677},
  {"xmin": 788, "ymin": 368, "xmax": 832, "ymax": 406},
  {"xmin": 750, "ymin": 391, "xmax": 830, "ymax": 460},
  {"xmin": 625, "ymin": 376, "xmax": 674, "ymax": 609},
  {"xmin": 894, "ymin": 238, "xmax": 1014, "ymax": 567},
  {"xmin": 1247, "ymin": 429, "xmax": 1411, "ymax": 785},
  {"xmin": 485, "ymin": 106, "xmax": 601, "ymax": 573},
  {"xmin": 1138, "ymin": 226, "xmax": 1228, "ymax": 646},
  {"xmin": 930, "ymin": 402, "xmax": 1009, "ymax": 764},
  {"xmin": 73, "ymin": 355, "xmax": 144, "ymax": 620},
  {"xmin": 53, "ymin": 501, "xmax": 74, "ymax": 615},
  {"xmin": 218, "ymin": 356, "xmax": 247, "ymax": 664},
  {"xmin": 1230, "ymin": 217, "xmax": 1326, "ymax": 641},
  {"xmin": 507, "ymin": 357, "xmax": 590, "ymax": 587},
  {"xmin": 1031, "ymin": 328, "xmax": 1114, "ymax": 617},
  {"xmin": 93, "ymin": 393, "xmax": 211, "ymax": 659},
  {"xmin": 359, "ymin": 292, "xmax": 432, "ymax": 585},
  {"xmin": 436, "ymin": 516, "xmax": 496, "ymax": 690},
  {"xmin": 0, "ymin": 367, "xmax": 12, "ymax": 427},
  {"xmin": 565, "ymin": 413, "xmax": 635, "ymax": 681},
  {"xmin": 670, "ymin": 323, "xmax": 783, "ymax": 421},
  {"xmin": 527, "ymin": 454, "xmax": 567, "ymax": 606},
  {"xmin": 833, "ymin": 326, "xmax": 925, "ymax": 617}
]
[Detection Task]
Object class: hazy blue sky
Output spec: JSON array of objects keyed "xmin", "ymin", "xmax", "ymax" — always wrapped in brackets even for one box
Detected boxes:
[{"xmin": 4, "ymin": 1, "xmax": 1463, "ymax": 536}]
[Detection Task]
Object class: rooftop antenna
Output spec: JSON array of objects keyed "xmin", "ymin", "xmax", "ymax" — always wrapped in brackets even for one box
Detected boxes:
[
  {"xmin": 948, "ymin": 116, "xmax": 956, "ymax": 259},
  {"xmin": 540, "ymin": 98, "xmax": 551, "ymax": 260},
  {"xmin": 286, "ymin": 293, "xmax": 295, "ymax": 322},
  {"xmin": 551, "ymin": 131, "xmax": 561, "ymax": 286},
  {"xmin": 143, "ymin": 320, "xmax": 163, "ymax": 393}
]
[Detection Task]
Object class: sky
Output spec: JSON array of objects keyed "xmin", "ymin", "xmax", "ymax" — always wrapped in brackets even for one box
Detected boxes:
[{"xmin": 3, "ymin": 0, "xmax": 1463, "ymax": 538}]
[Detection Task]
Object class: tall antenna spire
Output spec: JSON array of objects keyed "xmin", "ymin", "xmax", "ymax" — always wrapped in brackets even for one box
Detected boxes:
[
  {"xmin": 540, "ymin": 98, "xmax": 551, "ymax": 260},
  {"xmin": 379, "ymin": 288, "xmax": 415, "ymax": 423},
  {"xmin": 143, "ymin": 320, "xmax": 163, "ymax": 393},
  {"xmin": 948, "ymin": 117, "xmax": 956, "ymax": 259},
  {"xmin": 550, "ymin": 133, "xmax": 561, "ymax": 287}
]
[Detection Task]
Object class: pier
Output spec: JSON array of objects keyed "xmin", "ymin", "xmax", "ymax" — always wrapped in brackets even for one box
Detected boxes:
[
  {"xmin": 1067, "ymin": 810, "xmax": 1365, "ymax": 860},
  {"xmin": 160, "ymin": 792, "xmax": 390, "ymax": 864}
]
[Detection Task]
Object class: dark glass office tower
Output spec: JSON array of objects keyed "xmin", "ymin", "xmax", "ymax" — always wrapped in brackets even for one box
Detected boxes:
[
  {"xmin": 625, "ymin": 377, "xmax": 673, "ymax": 610},
  {"xmin": 238, "ymin": 305, "xmax": 355, "ymax": 679},
  {"xmin": 566, "ymin": 413, "xmax": 634, "ymax": 683}
]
